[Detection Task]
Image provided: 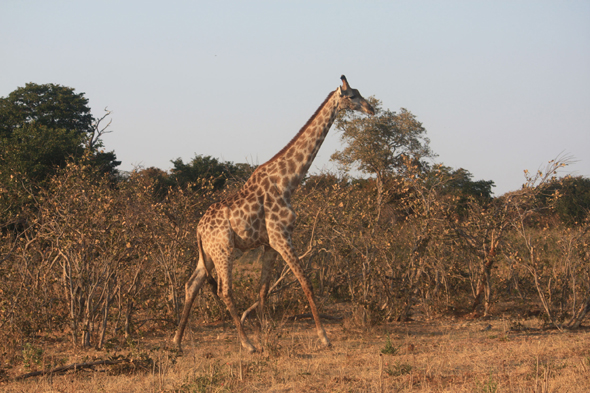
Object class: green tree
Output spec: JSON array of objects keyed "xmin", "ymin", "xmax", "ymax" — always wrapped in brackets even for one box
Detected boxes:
[
  {"xmin": 0, "ymin": 83, "xmax": 93, "ymax": 137},
  {"xmin": 0, "ymin": 83, "xmax": 120, "ymax": 174},
  {"xmin": 431, "ymin": 166, "xmax": 495, "ymax": 217},
  {"xmin": 443, "ymin": 168, "xmax": 495, "ymax": 201},
  {"xmin": 331, "ymin": 98, "xmax": 436, "ymax": 220},
  {"xmin": 2, "ymin": 124, "xmax": 84, "ymax": 183},
  {"xmin": 539, "ymin": 176, "xmax": 590, "ymax": 226},
  {"xmin": 170, "ymin": 154, "xmax": 253, "ymax": 191},
  {"xmin": 0, "ymin": 83, "xmax": 120, "ymax": 223}
]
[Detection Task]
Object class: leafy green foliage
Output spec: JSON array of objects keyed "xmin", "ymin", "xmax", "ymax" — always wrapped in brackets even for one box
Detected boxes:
[
  {"xmin": 0, "ymin": 123, "xmax": 86, "ymax": 221},
  {"xmin": 170, "ymin": 154, "xmax": 254, "ymax": 191},
  {"xmin": 331, "ymin": 98, "xmax": 437, "ymax": 222},
  {"xmin": 332, "ymin": 98, "xmax": 435, "ymax": 177},
  {"xmin": 385, "ymin": 361, "xmax": 413, "ymax": 377},
  {"xmin": 0, "ymin": 83, "xmax": 93, "ymax": 138},
  {"xmin": 380, "ymin": 336, "xmax": 400, "ymax": 355},
  {"xmin": 442, "ymin": 167, "xmax": 495, "ymax": 201},
  {"xmin": 21, "ymin": 343, "xmax": 44, "ymax": 370},
  {"xmin": 474, "ymin": 372, "xmax": 499, "ymax": 393},
  {"xmin": 539, "ymin": 176, "xmax": 590, "ymax": 226},
  {"xmin": 1, "ymin": 123, "xmax": 84, "ymax": 182},
  {"xmin": 0, "ymin": 83, "xmax": 120, "ymax": 223}
]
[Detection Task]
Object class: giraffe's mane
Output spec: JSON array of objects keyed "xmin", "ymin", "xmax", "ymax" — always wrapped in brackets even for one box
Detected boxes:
[{"xmin": 261, "ymin": 89, "xmax": 337, "ymax": 167}]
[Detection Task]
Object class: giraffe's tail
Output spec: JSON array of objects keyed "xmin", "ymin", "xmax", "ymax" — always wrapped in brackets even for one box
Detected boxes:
[{"xmin": 197, "ymin": 229, "xmax": 219, "ymax": 296}]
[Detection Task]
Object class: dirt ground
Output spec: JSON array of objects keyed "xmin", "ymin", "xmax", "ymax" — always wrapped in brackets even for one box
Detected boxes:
[{"xmin": 2, "ymin": 314, "xmax": 590, "ymax": 392}]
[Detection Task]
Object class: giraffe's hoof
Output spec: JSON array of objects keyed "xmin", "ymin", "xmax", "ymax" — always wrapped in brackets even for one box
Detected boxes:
[
  {"xmin": 320, "ymin": 336, "xmax": 331, "ymax": 348},
  {"xmin": 172, "ymin": 338, "xmax": 183, "ymax": 352},
  {"xmin": 243, "ymin": 342, "xmax": 257, "ymax": 354}
]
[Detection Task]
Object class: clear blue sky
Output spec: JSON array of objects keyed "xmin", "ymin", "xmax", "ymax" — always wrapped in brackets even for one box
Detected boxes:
[{"xmin": 2, "ymin": 1, "xmax": 589, "ymax": 195}]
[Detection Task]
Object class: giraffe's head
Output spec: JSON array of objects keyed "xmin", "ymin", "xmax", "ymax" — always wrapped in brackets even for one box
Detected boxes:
[{"xmin": 337, "ymin": 75, "xmax": 375, "ymax": 115}]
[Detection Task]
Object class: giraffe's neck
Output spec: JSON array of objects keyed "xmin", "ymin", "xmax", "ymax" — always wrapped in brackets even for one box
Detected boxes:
[{"xmin": 255, "ymin": 90, "xmax": 340, "ymax": 194}]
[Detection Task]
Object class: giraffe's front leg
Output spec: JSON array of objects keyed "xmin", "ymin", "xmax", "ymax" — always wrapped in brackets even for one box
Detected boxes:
[{"xmin": 268, "ymin": 231, "xmax": 331, "ymax": 348}]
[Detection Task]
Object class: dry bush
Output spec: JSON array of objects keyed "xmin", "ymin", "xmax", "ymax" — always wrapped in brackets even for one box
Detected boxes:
[
  {"xmin": 0, "ymin": 163, "xmax": 228, "ymax": 364},
  {"xmin": 2, "ymin": 155, "xmax": 590, "ymax": 381},
  {"xmin": 505, "ymin": 220, "xmax": 590, "ymax": 327},
  {"xmin": 290, "ymin": 166, "xmax": 459, "ymax": 325}
]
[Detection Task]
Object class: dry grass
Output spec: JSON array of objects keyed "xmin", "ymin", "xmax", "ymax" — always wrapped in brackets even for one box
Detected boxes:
[{"xmin": 2, "ymin": 315, "xmax": 590, "ymax": 392}]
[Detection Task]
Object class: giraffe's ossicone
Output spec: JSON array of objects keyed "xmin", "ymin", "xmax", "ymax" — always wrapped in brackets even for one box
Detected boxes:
[{"xmin": 173, "ymin": 75, "xmax": 374, "ymax": 353}]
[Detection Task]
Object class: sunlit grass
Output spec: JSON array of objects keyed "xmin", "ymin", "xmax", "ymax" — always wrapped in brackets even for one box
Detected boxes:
[{"xmin": 3, "ymin": 316, "xmax": 589, "ymax": 392}]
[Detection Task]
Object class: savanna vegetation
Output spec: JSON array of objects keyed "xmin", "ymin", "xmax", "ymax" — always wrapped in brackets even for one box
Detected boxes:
[{"xmin": 1, "ymin": 84, "xmax": 589, "ymax": 391}]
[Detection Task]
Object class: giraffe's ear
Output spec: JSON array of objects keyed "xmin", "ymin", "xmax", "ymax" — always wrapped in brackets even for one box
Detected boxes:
[
  {"xmin": 336, "ymin": 86, "xmax": 342, "ymax": 96},
  {"xmin": 340, "ymin": 75, "xmax": 350, "ymax": 90}
]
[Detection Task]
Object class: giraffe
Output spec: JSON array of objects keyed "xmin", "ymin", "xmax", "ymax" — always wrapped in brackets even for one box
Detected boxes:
[{"xmin": 173, "ymin": 75, "xmax": 374, "ymax": 353}]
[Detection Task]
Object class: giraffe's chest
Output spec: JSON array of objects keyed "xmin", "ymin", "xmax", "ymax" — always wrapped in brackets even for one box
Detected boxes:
[{"xmin": 228, "ymin": 199, "xmax": 269, "ymax": 249}]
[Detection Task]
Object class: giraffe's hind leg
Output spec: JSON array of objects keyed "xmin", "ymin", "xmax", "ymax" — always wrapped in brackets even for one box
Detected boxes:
[
  {"xmin": 208, "ymin": 225, "xmax": 258, "ymax": 353},
  {"xmin": 239, "ymin": 246, "xmax": 278, "ymax": 325},
  {"xmin": 258, "ymin": 246, "xmax": 278, "ymax": 318},
  {"xmin": 215, "ymin": 251, "xmax": 257, "ymax": 353},
  {"xmin": 173, "ymin": 255, "xmax": 213, "ymax": 350}
]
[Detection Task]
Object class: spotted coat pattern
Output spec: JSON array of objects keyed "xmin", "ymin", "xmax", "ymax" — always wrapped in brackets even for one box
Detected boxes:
[{"xmin": 173, "ymin": 76, "xmax": 374, "ymax": 353}]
